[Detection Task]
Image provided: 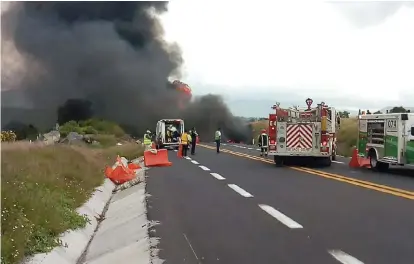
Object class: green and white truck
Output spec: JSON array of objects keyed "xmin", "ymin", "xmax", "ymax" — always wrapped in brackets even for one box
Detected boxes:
[{"xmin": 357, "ymin": 112, "xmax": 414, "ymax": 171}]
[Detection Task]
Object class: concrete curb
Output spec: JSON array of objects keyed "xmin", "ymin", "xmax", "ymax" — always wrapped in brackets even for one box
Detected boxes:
[{"xmin": 24, "ymin": 179, "xmax": 116, "ymax": 264}]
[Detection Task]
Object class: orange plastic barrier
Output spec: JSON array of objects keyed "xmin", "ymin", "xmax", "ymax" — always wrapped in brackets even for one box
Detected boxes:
[
  {"xmin": 105, "ymin": 165, "xmax": 136, "ymax": 184},
  {"xmin": 177, "ymin": 144, "xmax": 183, "ymax": 158},
  {"xmin": 128, "ymin": 163, "xmax": 141, "ymax": 170},
  {"xmin": 116, "ymin": 156, "xmax": 136, "ymax": 174},
  {"xmin": 105, "ymin": 156, "xmax": 142, "ymax": 185},
  {"xmin": 144, "ymin": 149, "xmax": 172, "ymax": 167},
  {"xmin": 349, "ymin": 148, "xmax": 371, "ymax": 168}
]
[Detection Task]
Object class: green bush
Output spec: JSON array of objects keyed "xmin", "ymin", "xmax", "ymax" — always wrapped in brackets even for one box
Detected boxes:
[
  {"xmin": 91, "ymin": 134, "xmax": 118, "ymax": 148},
  {"xmin": 60, "ymin": 119, "xmax": 125, "ymax": 139},
  {"xmin": 336, "ymin": 118, "xmax": 358, "ymax": 156}
]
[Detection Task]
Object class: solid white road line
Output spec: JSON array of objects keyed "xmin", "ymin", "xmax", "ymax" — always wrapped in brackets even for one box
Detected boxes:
[
  {"xmin": 183, "ymin": 233, "xmax": 201, "ymax": 263},
  {"xmin": 228, "ymin": 184, "xmax": 254, "ymax": 197},
  {"xmin": 258, "ymin": 204, "xmax": 303, "ymax": 229},
  {"xmin": 332, "ymin": 160, "xmax": 345, "ymax": 164},
  {"xmin": 328, "ymin": 250, "xmax": 364, "ymax": 264},
  {"xmin": 210, "ymin": 173, "xmax": 226, "ymax": 180},
  {"xmin": 191, "ymin": 160, "xmax": 199, "ymax": 165},
  {"xmin": 199, "ymin": 165, "xmax": 210, "ymax": 171}
]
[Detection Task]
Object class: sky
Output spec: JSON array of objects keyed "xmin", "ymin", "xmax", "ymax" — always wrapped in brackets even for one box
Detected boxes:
[{"xmin": 160, "ymin": 1, "xmax": 414, "ymax": 116}]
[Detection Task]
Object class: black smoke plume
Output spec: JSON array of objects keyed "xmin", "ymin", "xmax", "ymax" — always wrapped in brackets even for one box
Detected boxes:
[{"xmin": 1, "ymin": 2, "xmax": 251, "ymax": 142}]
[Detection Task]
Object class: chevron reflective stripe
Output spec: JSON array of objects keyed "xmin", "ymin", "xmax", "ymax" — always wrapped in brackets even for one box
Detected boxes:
[{"xmin": 286, "ymin": 124, "xmax": 313, "ymax": 149}]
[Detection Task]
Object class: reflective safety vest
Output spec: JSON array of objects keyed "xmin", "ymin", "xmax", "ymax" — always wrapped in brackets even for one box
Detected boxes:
[
  {"xmin": 259, "ymin": 133, "xmax": 269, "ymax": 147},
  {"xmin": 181, "ymin": 133, "xmax": 189, "ymax": 145},
  {"xmin": 215, "ymin": 131, "xmax": 221, "ymax": 141},
  {"xmin": 143, "ymin": 133, "xmax": 151, "ymax": 145},
  {"xmin": 188, "ymin": 134, "xmax": 192, "ymax": 143}
]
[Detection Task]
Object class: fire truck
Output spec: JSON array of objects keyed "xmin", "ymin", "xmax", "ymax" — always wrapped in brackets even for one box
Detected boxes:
[
  {"xmin": 357, "ymin": 112, "xmax": 414, "ymax": 171},
  {"xmin": 267, "ymin": 98, "xmax": 340, "ymax": 167}
]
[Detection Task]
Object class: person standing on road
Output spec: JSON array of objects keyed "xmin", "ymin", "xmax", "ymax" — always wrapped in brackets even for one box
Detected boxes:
[
  {"xmin": 257, "ymin": 129, "xmax": 269, "ymax": 157},
  {"xmin": 215, "ymin": 127, "xmax": 222, "ymax": 153},
  {"xmin": 143, "ymin": 129, "xmax": 152, "ymax": 150},
  {"xmin": 180, "ymin": 129, "xmax": 190, "ymax": 157},
  {"xmin": 190, "ymin": 127, "xmax": 198, "ymax": 155}
]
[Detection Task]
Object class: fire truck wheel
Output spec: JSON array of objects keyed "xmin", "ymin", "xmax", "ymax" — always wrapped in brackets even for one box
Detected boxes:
[
  {"xmin": 274, "ymin": 156, "xmax": 284, "ymax": 167},
  {"xmin": 332, "ymin": 149, "xmax": 337, "ymax": 161},
  {"xmin": 369, "ymin": 153, "xmax": 389, "ymax": 172},
  {"xmin": 321, "ymin": 157, "xmax": 332, "ymax": 167}
]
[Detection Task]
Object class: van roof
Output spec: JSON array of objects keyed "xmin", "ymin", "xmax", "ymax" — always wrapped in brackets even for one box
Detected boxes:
[{"xmin": 159, "ymin": 119, "xmax": 183, "ymax": 122}]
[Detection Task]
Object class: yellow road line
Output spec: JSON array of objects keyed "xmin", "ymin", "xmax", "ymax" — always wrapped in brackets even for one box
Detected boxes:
[{"xmin": 198, "ymin": 144, "xmax": 414, "ymax": 200}]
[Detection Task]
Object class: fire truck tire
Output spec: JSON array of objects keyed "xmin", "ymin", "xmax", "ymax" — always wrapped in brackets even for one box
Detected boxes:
[
  {"xmin": 274, "ymin": 156, "xmax": 284, "ymax": 167},
  {"xmin": 332, "ymin": 149, "xmax": 337, "ymax": 161},
  {"xmin": 369, "ymin": 152, "xmax": 389, "ymax": 172},
  {"xmin": 321, "ymin": 157, "xmax": 332, "ymax": 167}
]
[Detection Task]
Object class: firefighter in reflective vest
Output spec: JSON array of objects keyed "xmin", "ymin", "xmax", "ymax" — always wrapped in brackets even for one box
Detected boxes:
[
  {"xmin": 215, "ymin": 127, "xmax": 222, "ymax": 153},
  {"xmin": 143, "ymin": 130, "xmax": 152, "ymax": 149},
  {"xmin": 257, "ymin": 129, "xmax": 269, "ymax": 157},
  {"xmin": 180, "ymin": 129, "xmax": 190, "ymax": 157}
]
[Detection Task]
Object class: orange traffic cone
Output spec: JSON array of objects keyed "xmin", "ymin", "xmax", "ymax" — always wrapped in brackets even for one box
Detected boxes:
[
  {"xmin": 349, "ymin": 148, "xmax": 371, "ymax": 168},
  {"xmin": 349, "ymin": 148, "xmax": 360, "ymax": 168}
]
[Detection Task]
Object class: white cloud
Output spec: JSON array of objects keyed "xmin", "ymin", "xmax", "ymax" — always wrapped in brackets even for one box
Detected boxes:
[{"xmin": 160, "ymin": 0, "xmax": 414, "ymax": 108}]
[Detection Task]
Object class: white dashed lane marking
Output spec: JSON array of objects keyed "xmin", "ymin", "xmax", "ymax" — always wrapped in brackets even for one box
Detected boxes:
[
  {"xmin": 248, "ymin": 148, "xmax": 253, "ymax": 150},
  {"xmin": 174, "ymin": 149, "xmax": 178, "ymax": 152},
  {"xmin": 332, "ymin": 161, "xmax": 345, "ymax": 164},
  {"xmin": 199, "ymin": 165, "xmax": 210, "ymax": 171},
  {"xmin": 184, "ymin": 156, "xmax": 191, "ymax": 160},
  {"xmin": 190, "ymin": 160, "xmax": 199, "ymax": 165},
  {"xmin": 258, "ymin": 204, "xmax": 303, "ymax": 229},
  {"xmin": 228, "ymin": 184, "xmax": 253, "ymax": 198},
  {"xmin": 328, "ymin": 249, "xmax": 364, "ymax": 264},
  {"xmin": 210, "ymin": 173, "xmax": 226, "ymax": 180}
]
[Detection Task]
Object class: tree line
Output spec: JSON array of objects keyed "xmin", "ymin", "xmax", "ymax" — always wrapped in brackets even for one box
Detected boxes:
[{"xmin": 338, "ymin": 106, "xmax": 410, "ymax": 118}]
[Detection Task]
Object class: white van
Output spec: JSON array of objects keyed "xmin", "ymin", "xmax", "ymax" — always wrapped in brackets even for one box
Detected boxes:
[{"xmin": 155, "ymin": 119, "xmax": 184, "ymax": 149}]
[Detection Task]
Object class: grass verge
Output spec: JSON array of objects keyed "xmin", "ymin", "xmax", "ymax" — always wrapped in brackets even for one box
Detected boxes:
[
  {"xmin": 1, "ymin": 142, "xmax": 144, "ymax": 264},
  {"xmin": 250, "ymin": 118, "xmax": 358, "ymax": 156}
]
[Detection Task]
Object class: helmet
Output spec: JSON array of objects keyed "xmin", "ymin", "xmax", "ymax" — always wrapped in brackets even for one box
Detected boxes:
[
  {"xmin": 146, "ymin": 130, "xmax": 151, "ymax": 133},
  {"xmin": 261, "ymin": 129, "xmax": 266, "ymax": 133}
]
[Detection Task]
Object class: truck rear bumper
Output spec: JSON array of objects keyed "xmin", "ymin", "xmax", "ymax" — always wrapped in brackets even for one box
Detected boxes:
[{"xmin": 267, "ymin": 151, "xmax": 331, "ymax": 157}]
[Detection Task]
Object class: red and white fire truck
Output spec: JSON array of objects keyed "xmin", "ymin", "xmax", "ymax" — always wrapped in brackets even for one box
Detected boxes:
[{"xmin": 267, "ymin": 98, "xmax": 340, "ymax": 167}]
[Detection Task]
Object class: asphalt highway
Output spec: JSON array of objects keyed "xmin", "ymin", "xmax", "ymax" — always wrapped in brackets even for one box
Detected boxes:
[{"xmin": 146, "ymin": 143, "xmax": 414, "ymax": 264}]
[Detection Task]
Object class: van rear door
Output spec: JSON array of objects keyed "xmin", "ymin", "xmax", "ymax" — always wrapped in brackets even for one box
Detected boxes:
[
  {"xmin": 160, "ymin": 121, "xmax": 166, "ymax": 143},
  {"xmin": 180, "ymin": 120, "xmax": 184, "ymax": 134}
]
